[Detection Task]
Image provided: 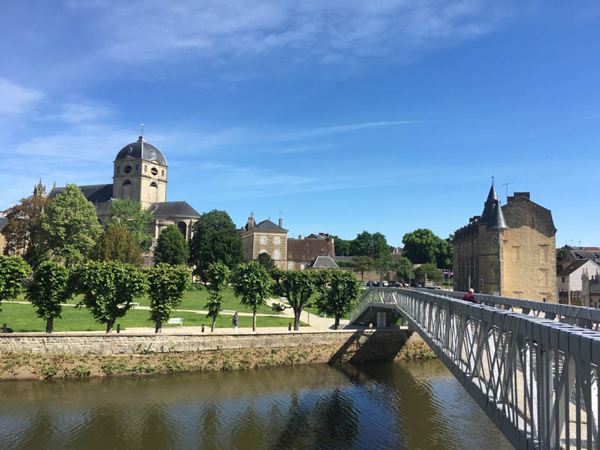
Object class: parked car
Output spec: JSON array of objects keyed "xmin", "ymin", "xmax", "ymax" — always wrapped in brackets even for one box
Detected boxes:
[
  {"xmin": 389, "ymin": 281, "xmax": 401, "ymax": 288},
  {"xmin": 367, "ymin": 280, "xmax": 379, "ymax": 287},
  {"xmin": 410, "ymin": 281, "xmax": 421, "ymax": 288},
  {"xmin": 382, "ymin": 281, "xmax": 389, "ymax": 287}
]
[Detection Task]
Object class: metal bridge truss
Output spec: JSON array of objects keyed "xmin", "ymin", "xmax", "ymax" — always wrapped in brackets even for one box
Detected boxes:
[{"xmin": 350, "ymin": 288, "xmax": 600, "ymax": 450}]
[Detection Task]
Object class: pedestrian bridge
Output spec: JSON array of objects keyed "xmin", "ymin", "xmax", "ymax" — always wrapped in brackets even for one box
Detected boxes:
[{"xmin": 349, "ymin": 288, "xmax": 600, "ymax": 450}]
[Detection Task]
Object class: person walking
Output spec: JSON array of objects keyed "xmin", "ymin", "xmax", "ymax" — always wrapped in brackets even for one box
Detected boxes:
[
  {"xmin": 232, "ymin": 312, "xmax": 239, "ymax": 332},
  {"xmin": 463, "ymin": 288, "xmax": 479, "ymax": 304}
]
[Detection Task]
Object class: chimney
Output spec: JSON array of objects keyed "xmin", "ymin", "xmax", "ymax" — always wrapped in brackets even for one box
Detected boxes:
[
  {"xmin": 298, "ymin": 235, "xmax": 303, "ymax": 240},
  {"xmin": 279, "ymin": 218, "xmax": 283, "ymax": 228},
  {"xmin": 507, "ymin": 196, "xmax": 514, "ymax": 203},
  {"xmin": 248, "ymin": 215, "xmax": 255, "ymax": 229},
  {"xmin": 514, "ymin": 192, "xmax": 530, "ymax": 200}
]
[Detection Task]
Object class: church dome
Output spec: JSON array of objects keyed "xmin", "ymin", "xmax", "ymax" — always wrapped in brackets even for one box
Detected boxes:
[{"xmin": 115, "ymin": 136, "xmax": 167, "ymax": 165}]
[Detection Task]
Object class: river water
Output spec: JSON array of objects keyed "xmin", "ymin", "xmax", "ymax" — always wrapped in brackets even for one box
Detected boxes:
[{"xmin": 0, "ymin": 360, "xmax": 513, "ymax": 450}]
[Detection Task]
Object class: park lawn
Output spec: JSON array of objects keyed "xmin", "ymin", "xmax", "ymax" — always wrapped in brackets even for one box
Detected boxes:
[
  {"xmin": 17, "ymin": 286, "xmax": 279, "ymax": 315},
  {"xmin": 0, "ymin": 303, "xmax": 301, "ymax": 333}
]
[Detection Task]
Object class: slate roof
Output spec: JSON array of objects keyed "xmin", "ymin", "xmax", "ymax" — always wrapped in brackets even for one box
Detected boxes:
[
  {"xmin": 115, "ymin": 136, "xmax": 167, "ymax": 165},
  {"xmin": 0, "ymin": 215, "xmax": 8, "ymax": 233},
  {"xmin": 245, "ymin": 219, "xmax": 287, "ymax": 232},
  {"xmin": 570, "ymin": 250, "xmax": 600, "ymax": 261},
  {"xmin": 287, "ymin": 237, "xmax": 334, "ymax": 262},
  {"xmin": 312, "ymin": 256, "xmax": 338, "ymax": 269},
  {"xmin": 556, "ymin": 260, "xmax": 598, "ymax": 277},
  {"xmin": 149, "ymin": 201, "xmax": 200, "ymax": 219},
  {"xmin": 49, "ymin": 184, "xmax": 113, "ymax": 204}
]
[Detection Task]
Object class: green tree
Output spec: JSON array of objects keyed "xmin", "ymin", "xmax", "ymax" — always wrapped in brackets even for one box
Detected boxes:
[
  {"xmin": 92, "ymin": 225, "xmax": 144, "ymax": 267},
  {"xmin": 232, "ymin": 261, "xmax": 271, "ymax": 332},
  {"xmin": 205, "ymin": 262, "xmax": 231, "ymax": 332},
  {"xmin": 154, "ymin": 225, "xmax": 190, "ymax": 266},
  {"xmin": 349, "ymin": 231, "xmax": 389, "ymax": 259},
  {"xmin": 315, "ymin": 269, "xmax": 361, "ymax": 329},
  {"xmin": 374, "ymin": 253, "xmax": 396, "ymax": 285},
  {"xmin": 557, "ymin": 247, "xmax": 568, "ymax": 263},
  {"xmin": 351, "ymin": 255, "xmax": 373, "ymax": 281},
  {"xmin": 0, "ymin": 255, "xmax": 30, "ymax": 311},
  {"xmin": 71, "ymin": 261, "xmax": 147, "ymax": 332},
  {"xmin": 146, "ymin": 263, "xmax": 190, "ymax": 333},
  {"xmin": 402, "ymin": 229, "xmax": 442, "ymax": 265},
  {"xmin": 38, "ymin": 184, "xmax": 102, "ymax": 268},
  {"xmin": 270, "ymin": 269, "xmax": 316, "ymax": 331},
  {"xmin": 395, "ymin": 256, "xmax": 413, "ymax": 282},
  {"xmin": 189, "ymin": 210, "xmax": 243, "ymax": 282},
  {"xmin": 331, "ymin": 236, "xmax": 351, "ymax": 257},
  {"xmin": 255, "ymin": 252, "xmax": 275, "ymax": 271},
  {"xmin": 436, "ymin": 236, "xmax": 453, "ymax": 269},
  {"xmin": 26, "ymin": 261, "xmax": 72, "ymax": 333},
  {"xmin": 413, "ymin": 263, "xmax": 444, "ymax": 283},
  {"xmin": 106, "ymin": 199, "xmax": 153, "ymax": 250},
  {"xmin": 2, "ymin": 192, "xmax": 51, "ymax": 269}
]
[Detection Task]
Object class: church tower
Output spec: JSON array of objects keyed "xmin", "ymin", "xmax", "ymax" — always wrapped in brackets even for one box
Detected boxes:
[{"xmin": 112, "ymin": 135, "xmax": 168, "ymax": 209}]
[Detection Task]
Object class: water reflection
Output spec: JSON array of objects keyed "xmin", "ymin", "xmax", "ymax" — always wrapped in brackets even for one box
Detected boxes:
[{"xmin": 0, "ymin": 362, "xmax": 513, "ymax": 450}]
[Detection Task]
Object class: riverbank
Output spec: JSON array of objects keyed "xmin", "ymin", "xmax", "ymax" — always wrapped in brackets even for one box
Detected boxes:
[{"xmin": 0, "ymin": 330, "xmax": 435, "ymax": 380}]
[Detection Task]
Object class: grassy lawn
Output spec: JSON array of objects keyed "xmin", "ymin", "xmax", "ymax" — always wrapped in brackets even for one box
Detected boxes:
[{"xmin": 0, "ymin": 303, "xmax": 300, "ymax": 333}]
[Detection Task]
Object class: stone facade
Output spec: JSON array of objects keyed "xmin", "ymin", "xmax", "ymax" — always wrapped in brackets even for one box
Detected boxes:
[
  {"xmin": 241, "ymin": 216, "xmax": 288, "ymax": 269},
  {"xmin": 454, "ymin": 186, "xmax": 557, "ymax": 303}
]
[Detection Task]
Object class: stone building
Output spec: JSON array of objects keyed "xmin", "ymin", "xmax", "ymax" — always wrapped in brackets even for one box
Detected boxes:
[
  {"xmin": 0, "ymin": 215, "xmax": 7, "ymax": 255},
  {"xmin": 241, "ymin": 216, "xmax": 288, "ymax": 269},
  {"xmin": 453, "ymin": 184, "xmax": 557, "ymax": 302},
  {"xmin": 557, "ymin": 260, "xmax": 600, "ymax": 305},
  {"xmin": 287, "ymin": 233, "xmax": 336, "ymax": 270},
  {"xmin": 49, "ymin": 135, "xmax": 200, "ymax": 266},
  {"xmin": 582, "ymin": 269, "xmax": 600, "ymax": 308}
]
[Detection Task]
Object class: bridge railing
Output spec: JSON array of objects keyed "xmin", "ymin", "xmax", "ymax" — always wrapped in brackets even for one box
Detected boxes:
[{"xmin": 352, "ymin": 288, "xmax": 600, "ymax": 450}]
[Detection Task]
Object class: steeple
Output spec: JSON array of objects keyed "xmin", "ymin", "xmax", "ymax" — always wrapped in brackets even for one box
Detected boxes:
[
  {"xmin": 33, "ymin": 178, "xmax": 46, "ymax": 197},
  {"xmin": 480, "ymin": 180, "xmax": 508, "ymax": 230}
]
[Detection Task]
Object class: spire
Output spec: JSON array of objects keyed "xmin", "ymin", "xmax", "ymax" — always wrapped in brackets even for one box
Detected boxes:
[
  {"xmin": 481, "ymin": 182, "xmax": 499, "ymax": 222},
  {"xmin": 488, "ymin": 200, "xmax": 508, "ymax": 230}
]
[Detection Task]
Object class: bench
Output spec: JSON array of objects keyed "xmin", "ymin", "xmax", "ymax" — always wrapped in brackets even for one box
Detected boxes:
[{"xmin": 167, "ymin": 318, "xmax": 183, "ymax": 327}]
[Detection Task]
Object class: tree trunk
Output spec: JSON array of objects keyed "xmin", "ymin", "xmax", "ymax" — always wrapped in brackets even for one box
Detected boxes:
[
  {"xmin": 46, "ymin": 317, "xmax": 53, "ymax": 334},
  {"xmin": 211, "ymin": 317, "xmax": 216, "ymax": 332},
  {"xmin": 294, "ymin": 311, "xmax": 300, "ymax": 331},
  {"xmin": 360, "ymin": 271, "xmax": 364, "ymax": 282},
  {"xmin": 155, "ymin": 314, "xmax": 162, "ymax": 333},
  {"xmin": 253, "ymin": 309, "xmax": 257, "ymax": 332},
  {"xmin": 106, "ymin": 320, "xmax": 114, "ymax": 333},
  {"xmin": 334, "ymin": 315, "xmax": 340, "ymax": 330}
]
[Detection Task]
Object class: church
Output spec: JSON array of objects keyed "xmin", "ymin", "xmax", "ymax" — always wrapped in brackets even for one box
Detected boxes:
[{"xmin": 50, "ymin": 135, "xmax": 200, "ymax": 266}]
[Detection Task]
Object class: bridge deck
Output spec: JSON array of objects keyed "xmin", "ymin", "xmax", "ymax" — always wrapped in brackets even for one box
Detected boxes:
[{"xmin": 350, "ymin": 288, "xmax": 600, "ymax": 450}]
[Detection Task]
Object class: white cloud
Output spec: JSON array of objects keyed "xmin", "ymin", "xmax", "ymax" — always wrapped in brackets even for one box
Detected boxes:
[
  {"xmin": 0, "ymin": 78, "xmax": 43, "ymax": 116},
  {"xmin": 276, "ymin": 120, "xmax": 418, "ymax": 141},
  {"xmin": 68, "ymin": 0, "xmax": 514, "ymax": 68},
  {"xmin": 41, "ymin": 102, "xmax": 113, "ymax": 124}
]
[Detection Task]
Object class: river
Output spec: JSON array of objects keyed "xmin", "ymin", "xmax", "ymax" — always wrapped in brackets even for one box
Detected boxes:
[{"xmin": 0, "ymin": 360, "xmax": 514, "ymax": 449}]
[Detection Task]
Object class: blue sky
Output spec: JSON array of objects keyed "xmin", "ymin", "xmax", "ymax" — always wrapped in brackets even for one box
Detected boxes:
[{"xmin": 1, "ymin": 1, "xmax": 599, "ymax": 248}]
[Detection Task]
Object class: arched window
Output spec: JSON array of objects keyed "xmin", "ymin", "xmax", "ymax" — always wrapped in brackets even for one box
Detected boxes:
[
  {"xmin": 178, "ymin": 222, "xmax": 187, "ymax": 237},
  {"xmin": 150, "ymin": 182, "xmax": 157, "ymax": 187},
  {"xmin": 122, "ymin": 180, "xmax": 132, "ymax": 186}
]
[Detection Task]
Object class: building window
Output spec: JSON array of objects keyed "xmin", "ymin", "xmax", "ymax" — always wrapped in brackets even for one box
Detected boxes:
[
  {"xmin": 178, "ymin": 222, "xmax": 187, "ymax": 237},
  {"xmin": 540, "ymin": 269, "xmax": 549, "ymax": 287},
  {"xmin": 540, "ymin": 245, "xmax": 549, "ymax": 262},
  {"xmin": 274, "ymin": 237, "xmax": 280, "ymax": 245},
  {"xmin": 150, "ymin": 182, "xmax": 157, "ymax": 187},
  {"xmin": 274, "ymin": 250, "xmax": 280, "ymax": 260},
  {"xmin": 124, "ymin": 165, "xmax": 132, "ymax": 174},
  {"xmin": 151, "ymin": 167, "xmax": 158, "ymax": 176},
  {"xmin": 122, "ymin": 180, "xmax": 132, "ymax": 186},
  {"xmin": 162, "ymin": 170, "xmax": 165, "ymax": 176},
  {"xmin": 288, "ymin": 253, "xmax": 293, "ymax": 259},
  {"xmin": 479, "ymin": 278, "xmax": 484, "ymax": 289},
  {"xmin": 135, "ymin": 164, "xmax": 139, "ymax": 171},
  {"xmin": 145, "ymin": 165, "xmax": 147, "ymax": 172},
  {"xmin": 117, "ymin": 167, "xmax": 120, "ymax": 174},
  {"xmin": 260, "ymin": 236, "xmax": 267, "ymax": 244},
  {"xmin": 512, "ymin": 246, "xmax": 520, "ymax": 262},
  {"xmin": 562, "ymin": 277, "xmax": 565, "ymax": 283}
]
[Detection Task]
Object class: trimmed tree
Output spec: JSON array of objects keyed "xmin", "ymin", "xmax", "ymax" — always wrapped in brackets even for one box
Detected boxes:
[
  {"xmin": 270, "ymin": 269, "xmax": 316, "ymax": 331},
  {"xmin": 154, "ymin": 225, "xmax": 189, "ymax": 266},
  {"xmin": 189, "ymin": 210, "xmax": 243, "ymax": 282},
  {"xmin": 0, "ymin": 255, "xmax": 30, "ymax": 311},
  {"xmin": 232, "ymin": 261, "xmax": 271, "ymax": 332},
  {"xmin": 315, "ymin": 269, "xmax": 361, "ymax": 330},
  {"xmin": 351, "ymin": 255, "xmax": 373, "ymax": 281},
  {"xmin": 147, "ymin": 263, "xmax": 190, "ymax": 333},
  {"xmin": 26, "ymin": 261, "xmax": 72, "ymax": 333},
  {"xmin": 71, "ymin": 261, "xmax": 147, "ymax": 332},
  {"xmin": 106, "ymin": 199, "xmax": 153, "ymax": 250},
  {"xmin": 92, "ymin": 225, "xmax": 144, "ymax": 267},
  {"xmin": 205, "ymin": 262, "xmax": 231, "ymax": 332},
  {"xmin": 255, "ymin": 252, "xmax": 275, "ymax": 271},
  {"xmin": 38, "ymin": 184, "xmax": 102, "ymax": 268}
]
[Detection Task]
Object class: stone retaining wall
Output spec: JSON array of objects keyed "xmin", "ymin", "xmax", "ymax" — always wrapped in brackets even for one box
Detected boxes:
[{"xmin": 0, "ymin": 329, "xmax": 420, "ymax": 356}]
